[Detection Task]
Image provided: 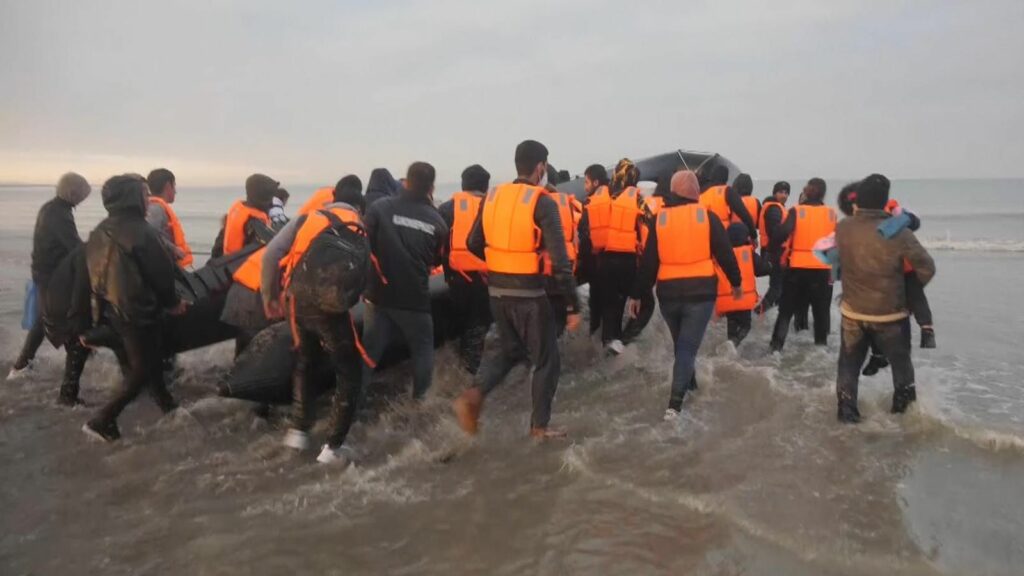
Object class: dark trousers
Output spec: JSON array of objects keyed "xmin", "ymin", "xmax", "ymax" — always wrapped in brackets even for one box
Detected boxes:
[
  {"xmin": 621, "ymin": 289, "xmax": 656, "ymax": 344},
  {"xmin": 449, "ymin": 276, "xmax": 493, "ymax": 374},
  {"xmin": 92, "ymin": 321, "xmax": 176, "ymax": 426},
  {"xmin": 475, "ymin": 296, "xmax": 560, "ymax": 429},
  {"xmin": 14, "ymin": 307, "xmax": 46, "ymax": 370},
  {"xmin": 905, "ymin": 272, "xmax": 933, "ymax": 327},
  {"xmin": 59, "ymin": 338, "xmax": 91, "ymax": 402},
  {"xmin": 578, "ymin": 254, "xmax": 602, "ymax": 335},
  {"xmin": 659, "ymin": 299, "xmax": 716, "ymax": 411},
  {"xmin": 598, "ymin": 252, "xmax": 637, "ymax": 344},
  {"xmin": 758, "ymin": 249, "xmax": 783, "ymax": 312},
  {"xmin": 361, "ymin": 303, "xmax": 435, "ymax": 399},
  {"xmin": 291, "ymin": 312, "xmax": 362, "ymax": 448},
  {"xmin": 837, "ymin": 316, "xmax": 915, "ymax": 411},
  {"xmin": 726, "ymin": 311, "xmax": 752, "ymax": 345},
  {"xmin": 771, "ymin": 268, "xmax": 833, "ymax": 349}
]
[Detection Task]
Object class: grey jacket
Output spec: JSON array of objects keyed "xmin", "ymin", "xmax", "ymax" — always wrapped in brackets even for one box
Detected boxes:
[{"xmin": 835, "ymin": 210, "xmax": 935, "ymax": 322}]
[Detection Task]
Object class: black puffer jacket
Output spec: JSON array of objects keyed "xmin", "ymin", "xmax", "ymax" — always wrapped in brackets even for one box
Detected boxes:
[
  {"xmin": 86, "ymin": 177, "xmax": 180, "ymax": 325},
  {"xmin": 31, "ymin": 197, "xmax": 83, "ymax": 287},
  {"xmin": 364, "ymin": 189, "xmax": 448, "ymax": 312}
]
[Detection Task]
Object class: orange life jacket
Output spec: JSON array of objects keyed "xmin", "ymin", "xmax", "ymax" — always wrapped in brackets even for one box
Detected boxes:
[
  {"xmin": 884, "ymin": 199, "xmax": 914, "ymax": 273},
  {"xmin": 715, "ymin": 245, "xmax": 758, "ymax": 315},
  {"xmin": 297, "ymin": 187, "xmax": 335, "ymax": 217},
  {"xmin": 280, "ymin": 206, "xmax": 364, "ymax": 289},
  {"xmin": 148, "ymin": 196, "xmax": 193, "ymax": 267},
  {"xmin": 482, "ymin": 182, "xmax": 545, "ymax": 275},
  {"xmin": 448, "ymin": 191, "xmax": 487, "ymax": 275},
  {"xmin": 786, "ymin": 205, "xmax": 836, "ymax": 270},
  {"xmin": 223, "ymin": 200, "xmax": 270, "ymax": 256},
  {"xmin": 542, "ymin": 191, "xmax": 579, "ymax": 275},
  {"xmin": 759, "ymin": 200, "xmax": 785, "ymax": 249},
  {"xmin": 232, "ymin": 247, "xmax": 266, "ymax": 291},
  {"xmin": 605, "ymin": 187, "xmax": 642, "ymax": 254},
  {"xmin": 640, "ymin": 195, "xmax": 666, "ymax": 249},
  {"xmin": 655, "ymin": 204, "xmax": 714, "ymax": 281},
  {"xmin": 585, "ymin": 186, "xmax": 611, "ymax": 253},
  {"xmin": 699, "ymin": 185, "xmax": 731, "ymax": 223},
  {"xmin": 732, "ymin": 195, "xmax": 760, "ymax": 227}
]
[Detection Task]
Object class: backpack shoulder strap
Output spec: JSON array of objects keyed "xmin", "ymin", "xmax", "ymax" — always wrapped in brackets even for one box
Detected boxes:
[{"xmin": 317, "ymin": 209, "xmax": 365, "ymax": 236}]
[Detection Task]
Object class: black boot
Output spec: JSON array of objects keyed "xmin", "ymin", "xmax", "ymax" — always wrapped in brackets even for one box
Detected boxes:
[
  {"xmin": 837, "ymin": 403, "xmax": 861, "ymax": 424},
  {"xmin": 891, "ymin": 386, "xmax": 917, "ymax": 414},
  {"xmin": 82, "ymin": 419, "xmax": 121, "ymax": 442},
  {"xmin": 920, "ymin": 328, "xmax": 936, "ymax": 349},
  {"xmin": 862, "ymin": 354, "xmax": 889, "ymax": 376}
]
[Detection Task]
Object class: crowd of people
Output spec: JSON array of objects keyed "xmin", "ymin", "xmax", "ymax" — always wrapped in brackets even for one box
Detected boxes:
[{"xmin": 6, "ymin": 139, "xmax": 937, "ymax": 464}]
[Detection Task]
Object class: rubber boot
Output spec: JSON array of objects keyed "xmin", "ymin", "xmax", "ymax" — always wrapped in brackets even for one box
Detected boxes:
[{"xmin": 861, "ymin": 354, "xmax": 889, "ymax": 377}]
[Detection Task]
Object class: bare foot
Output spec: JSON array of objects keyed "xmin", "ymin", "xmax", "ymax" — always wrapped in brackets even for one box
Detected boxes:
[
  {"xmin": 452, "ymin": 388, "xmax": 483, "ymax": 436},
  {"xmin": 530, "ymin": 426, "xmax": 568, "ymax": 441}
]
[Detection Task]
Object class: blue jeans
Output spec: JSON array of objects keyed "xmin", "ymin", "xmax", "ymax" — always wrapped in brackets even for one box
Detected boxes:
[{"xmin": 658, "ymin": 299, "xmax": 716, "ymax": 410}]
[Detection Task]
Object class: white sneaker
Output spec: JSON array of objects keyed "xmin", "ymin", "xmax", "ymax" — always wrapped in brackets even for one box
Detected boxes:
[
  {"xmin": 316, "ymin": 444, "xmax": 353, "ymax": 465},
  {"xmin": 606, "ymin": 340, "xmax": 625, "ymax": 356},
  {"xmin": 6, "ymin": 361, "xmax": 34, "ymax": 381},
  {"xmin": 282, "ymin": 428, "xmax": 311, "ymax": 451},
  {"xmin": 663, "ymin": 408, "xmax": 681, "ymax": 422}
]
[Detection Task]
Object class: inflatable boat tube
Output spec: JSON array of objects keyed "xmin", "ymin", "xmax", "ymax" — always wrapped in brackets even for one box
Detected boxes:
[{"xmin": 218, "ymin": 274, "xmax": 457, "ymax": 404}]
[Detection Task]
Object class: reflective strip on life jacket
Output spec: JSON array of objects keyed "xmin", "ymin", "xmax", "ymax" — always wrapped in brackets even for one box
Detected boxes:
[
  {"xmin": 223, "ymin": 200, "xmax": 270, "ymax": 256},
  {"xmin": 281, "ymin": 206, "xmax": 364, "ymax": 288},
  {"xmin": 715, "ymin": 245, "xmax": 758, "ymax": 315},
  {"xmin": 759, "ymin": 201, "xmax": 784, "ymax": 249},
  {"xmin": 787, "ymin": 205, "xmax": 836, "ymax": 270},
  {"xmin": 482, "ymin": 182, "xmax": 544, "ymax": 275},
  {"xmin": 585, "ymin": 186, "xmax": 611, "ymax": 253},
  {"xmin": 297, "ymin": 187, "xmax": 335, "ymax": 217},
  {"xmin": 605, "ymin": 187, "xmax": 642, "ymax": 254},
  {"xmin": 543, "ymin": 191, "xmax": 579, "ymax": 275},
  {"xmin": 699, "ymin": 185, "xmax": 731, "ymax": 223},
  {"xmin": 448, "ymin": 191, "xmax": 487, "ymax": 274},
  {"xmin": 149, "ymin": 196, "xmax": 193, "ymax": 267},
  {"xmin": 656, "ymin": 204, "xmax": 714, "ymax": 281}
]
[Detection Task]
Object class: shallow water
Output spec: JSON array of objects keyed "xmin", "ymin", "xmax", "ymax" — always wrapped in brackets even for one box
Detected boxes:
[{"xmin": 1, "ymin": 180, "xmax": 1023, "ymax": 575}]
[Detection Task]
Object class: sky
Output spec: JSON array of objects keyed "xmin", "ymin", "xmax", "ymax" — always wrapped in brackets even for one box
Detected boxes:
[{"xmin": 1, "ymin": 0, "xmax": 1022, "ymax": 186}]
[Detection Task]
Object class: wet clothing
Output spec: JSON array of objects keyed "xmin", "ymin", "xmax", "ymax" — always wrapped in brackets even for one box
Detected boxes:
[
  {"xmin": 13, "ymin": 306, "xmax": 45, "ymax": 370},
  {"xmin": 31, "ymin": 197, "xmax": 83, "ymax": 288},
  {"xmin": 837, "ymin": 317, "xmax": 915, "ymax": 418},
  {"xmin": 770, "ymin": 269, "xmax": 832, "ymax": 347},
  {"xmin": 360, "ymin": 302, "xmax": 435, "ymax": 399},
  {"xmin": 660, "ymin": 299, "xmax": 716, "ymax": 411},
  {"xmin": 86, "ymin": 185, "xmax": 179, "ymax": 327},
  {"xmin": 90, "ymin": 319, "xmax": 177, "ymax": 428},
  {"xmin": 439, "ymin": 193, "xmax": 492, "ymax": 373},
  {"xmin": 575, "ymin": 200, "xmax": 602, "ymax": 333},
  {"xmin": 475, "ymin": 295, "xmax": 560, "ymax": 429},
  {"xmin": 905, "ymin": 271, "xmax": 932, "ymax": 327},
  {"xmin": 365, "ymin": 191, "xmax": 447, "ymax": 312},
  {"xmin": 757, "ymin": 199, "xmax": 788, "ymax": 312},
  {"xmin": 835, "ymin": 209, "xmax": 935, "ymax": 322},
  {"xmin": 598, "ymin": 251, "xmax": 638, "ymax": 344},
  {"xmin": 291, "ymin": 311, "xmax": 362, "ymax": 448}
]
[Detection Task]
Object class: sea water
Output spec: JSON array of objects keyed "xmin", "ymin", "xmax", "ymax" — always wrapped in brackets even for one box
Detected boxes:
[{"xmin": 0, "ymin": 179, "xmax": 1022, "ymax": 575}]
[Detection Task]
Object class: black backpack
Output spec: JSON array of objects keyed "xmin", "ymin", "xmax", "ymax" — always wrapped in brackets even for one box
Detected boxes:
[{"xmin": 287, "ymin": 210, "xmax": 369, "ymax": 314}]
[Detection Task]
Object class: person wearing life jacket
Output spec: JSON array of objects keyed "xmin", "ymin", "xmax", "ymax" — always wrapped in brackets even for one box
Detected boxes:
[
  {"xmin": 755, "ymin": 180, "xmax": 791, "ymax": 314},
  {"xmin": 730, "ymin": 173, "xmax": 760, "ymax": 232},
  {"xmin": 145, "ymin": 168, "xmax": 193, "ymax": 268},
  {"xmin": 452, "ymin": 139, "xmax": 580, "ymax": 441},
  {"xmin": 438, "ymin": 164, "xmax": 493, "ymax": 374},
  {"xmin": 591, "ymin": 158, "xmax": 646, "ymax": 355},
  {"xmin": 213, "ymin": 173, "xmax": 278, "ymax": 258},
  {"xmin": 360, "ymin": 162, "xmax": 448, "ymax": 402},
  {"xmin": 834, "ymin": 174, "xmax": 936, "ymax": 423},
  {"xmin": 768, "ymin": 177, "xmax": 836, "ymax": 351},
  {"xmin": 576, "ymin": 164, "xmax": 611, "ymax": 335},
  {"xmin": 716, "ymin": 222, "xmax": 772, "ymax": 346},
  {"xmin": 543, "ymin": 165, "xmax": 580, "ymax": 336},
  {"xmin": 219, "ymin": 173, "xmax": 288, "ymax": 356},
  {"xmin": 258, "ymin": 176, "xmax": 368, "ymax": 464},
  {"xmin": 698, "ymin": 165, "xmax": 758, "ymax": 245},
  {"xmin": 627, "ymin": 170, "xmax": 742, "ymax": 420}
]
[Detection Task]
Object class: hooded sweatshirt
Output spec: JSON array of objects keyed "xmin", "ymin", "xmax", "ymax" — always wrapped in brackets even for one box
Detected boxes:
[
  {"xmin": 365, "ymin": 168, "xmax": 402, "ymax": 209},
  {"xmin": 32, "ymin": 173, "xmax": 91, "ymax": 287},
  {"xmin": 86, "ymin": 175, "xmax": 180, "ymax": 325}
]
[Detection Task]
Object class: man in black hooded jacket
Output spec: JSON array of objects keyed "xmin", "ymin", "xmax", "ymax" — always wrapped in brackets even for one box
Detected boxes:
[{"xmin": 82, "ymin": 174, "xmax": 187, "ymax": 442}]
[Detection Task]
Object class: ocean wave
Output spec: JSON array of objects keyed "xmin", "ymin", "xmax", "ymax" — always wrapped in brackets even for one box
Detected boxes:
[{"xmin": 920, "ymin": 238, "xmax": 1024, "ymax": 253}]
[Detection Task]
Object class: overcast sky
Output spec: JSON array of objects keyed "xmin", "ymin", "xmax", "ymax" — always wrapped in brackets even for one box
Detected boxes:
[{"xmin": 1, "ymin": 0, "xmax": 1022, "ymax": 186}]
